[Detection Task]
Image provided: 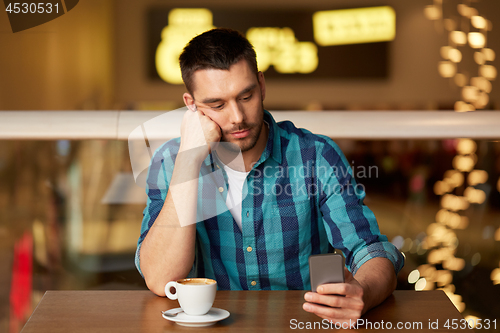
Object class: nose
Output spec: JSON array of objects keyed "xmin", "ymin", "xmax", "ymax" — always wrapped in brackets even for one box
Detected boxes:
[{"xmin": 228, "ymin": 101, "xmax": 245, "ymax": 124}]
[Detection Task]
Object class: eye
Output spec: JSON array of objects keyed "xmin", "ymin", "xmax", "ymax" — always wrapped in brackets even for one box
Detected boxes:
[
  {"xmin": 211, "ymin": 104, "xmax": 224, "ymax": 110},
  {"xmin": 241, "ymin": 94, "xmax": 252, "ymax": 101}
]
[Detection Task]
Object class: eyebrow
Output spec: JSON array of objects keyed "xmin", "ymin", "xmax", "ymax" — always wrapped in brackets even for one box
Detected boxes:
[{"xmin": 200, "ymin": 83, "xmax": 257, "ymax": 104}]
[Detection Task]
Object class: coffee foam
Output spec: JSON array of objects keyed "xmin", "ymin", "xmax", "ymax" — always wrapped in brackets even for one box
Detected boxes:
[{"xmin": 178, "ymin": 278, "xmax": 216, "ymax": 285}]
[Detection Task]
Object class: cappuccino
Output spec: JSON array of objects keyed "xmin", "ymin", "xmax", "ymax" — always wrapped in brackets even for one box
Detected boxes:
[
  {"xmin": 179, "ymin": 278, "xmax": 215, "ymax": 286},
  {"xmin": 165, "ymin": 278, "xmax": 217, "ymax": 316}
]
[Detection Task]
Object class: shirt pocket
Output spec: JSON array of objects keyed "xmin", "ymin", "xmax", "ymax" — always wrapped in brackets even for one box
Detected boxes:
[
  {"xmin": 264, "ymin": 199, "xmax": 313, "ymax": 257},
  {"xmin": 270, "ymin": 199, "xmax": 310, "ymax": 218}
]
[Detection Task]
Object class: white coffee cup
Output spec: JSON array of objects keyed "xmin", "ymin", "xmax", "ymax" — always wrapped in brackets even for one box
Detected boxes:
[{"xmin": 165, "ymin": 278, "xmax": 217, "ymax": 316}]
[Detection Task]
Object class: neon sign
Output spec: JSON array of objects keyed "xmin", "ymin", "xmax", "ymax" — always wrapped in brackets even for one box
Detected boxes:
[
  {"xmin": 313, "ymin": 6, "xmax": 396, "ymax": 46},
  {"xmin": 247, "ymin": 27, "xmax": 318, "ymax": 74},
  {"xmin": 154, "ymin": 7, "xmax": 395, "ymax": 84},
  {"xmin": 156, "ymin": 8, "xmax": 215, "ymax": 84}
]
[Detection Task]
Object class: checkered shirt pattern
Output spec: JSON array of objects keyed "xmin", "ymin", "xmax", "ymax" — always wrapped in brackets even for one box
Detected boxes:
[{"xmin": 135, "ymin": 110, "xmax": 404, "ymax": 290}]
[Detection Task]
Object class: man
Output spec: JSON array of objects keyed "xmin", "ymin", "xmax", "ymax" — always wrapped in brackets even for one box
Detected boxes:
[{"xmin": 136, "ymin": 28, "xmax": 404, "ymax": 325}]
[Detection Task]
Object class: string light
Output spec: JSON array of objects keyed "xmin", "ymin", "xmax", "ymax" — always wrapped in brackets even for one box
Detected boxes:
[
  {"xmin": 450, "ymin": 31, "xmax": 467, "ymax": 45},
  {"xmin": 425, "ymin": 0, "xmax": 496, "ymax": 313},
  {"xmin": 454, "ymin": 73, "xmax": 467, "ymax": 87},
  {"xmin": 482, "ymin": 48, "xmax": 496, "ymax": 61},
  {"xmin": 471, "ymin": 16, "xmax": 487, "ymax": 29},
  {"xmin": 479, "ymin": 65, "xmax": 497, "ymax": 80},
  {"xmin": 467, "ymin": 170, "xmax": 488, "ymax": 186},
  {"xmin": 438, "ymin": 61, "xmax": 457, "ymax": 77},
  {"xmin": 468, "ymin": 32, "xmax": 485, "ymax": 49}
]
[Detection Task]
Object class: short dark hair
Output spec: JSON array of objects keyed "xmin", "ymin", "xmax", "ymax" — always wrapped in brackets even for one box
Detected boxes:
[{"xmin": 179, "ymin": 28, "xmax": 258, "ymax": 95}]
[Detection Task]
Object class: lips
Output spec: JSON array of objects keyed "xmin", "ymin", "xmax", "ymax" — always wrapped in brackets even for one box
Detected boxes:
[{"xmin": 230, "ymin": 129, "xmax": 250, "ymax": 139}]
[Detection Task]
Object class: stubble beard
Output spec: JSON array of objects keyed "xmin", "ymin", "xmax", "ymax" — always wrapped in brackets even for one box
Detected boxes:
[{"xmin": 220, "ymin": 105, "xmax": 264, "ymax": 153}]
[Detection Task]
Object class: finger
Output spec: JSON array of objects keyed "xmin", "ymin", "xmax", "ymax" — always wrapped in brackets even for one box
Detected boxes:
[
  {"xmin": 305, "ymin": 291, "xmax": 348, "ymax": 308},
  {"xmin": 305, "ymin": 291, "xmax": 363, "ymax": 311},
  {"xmin": 199, "ymin": 112, "xmax": 222, "ymax": 137},
  {"xmin": 303, "ymin": 301, "xmax": 361, "ymax": 320},
  {"xmin": 317, "ymin": 282, "xmax": 363, "ymax": 298}
]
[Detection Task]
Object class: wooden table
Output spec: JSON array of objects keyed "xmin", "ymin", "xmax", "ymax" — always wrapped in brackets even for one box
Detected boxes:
[{"xmin": 21, "ymin": 290, "xmax": 473, "ymax": 332}]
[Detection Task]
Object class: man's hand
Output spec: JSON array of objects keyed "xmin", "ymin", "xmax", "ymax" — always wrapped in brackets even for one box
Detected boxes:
[
  {"xmin": 303, "ymin": 258, "xmax": 397, "ymax": 327},
  {"xmin": 179, "ymin": 106, "xmax": 221, "ymax": 161},
  {"xmin": 303, "ymin": 268, "xmax": 364, "ymax": 326}
]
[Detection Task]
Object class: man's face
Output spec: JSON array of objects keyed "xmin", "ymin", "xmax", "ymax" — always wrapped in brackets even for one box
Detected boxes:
[{"xmin": 189, "ymin": 59, "xmax": 266, "ymax": 153}]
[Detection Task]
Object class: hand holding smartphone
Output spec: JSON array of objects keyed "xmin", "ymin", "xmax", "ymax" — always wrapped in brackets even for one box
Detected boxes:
[{"xmin": 309, "ymin": 253, "xmax": 345, "ymax": 292}]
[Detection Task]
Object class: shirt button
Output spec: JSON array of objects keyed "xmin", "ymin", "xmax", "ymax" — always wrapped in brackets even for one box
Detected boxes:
[
  {"xmin": 247, "ymin": 246, "xmax": 253, "ymax": 252},
  {"xmin": 218, "ymin": 187, "xmax": 224, "ymax": 193},
  {"xmin": 251, "ymin": 280, "xmax": 257, "ymax": 286},
  {"xmin": 246, "ymin": 211, "xmax": 249, "ymax": 217}
]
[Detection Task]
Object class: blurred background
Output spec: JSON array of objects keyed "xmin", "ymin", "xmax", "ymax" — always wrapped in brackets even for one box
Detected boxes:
[{"xmin": 1, "ymin": 0, "xmax": 500, "ymax": 332}]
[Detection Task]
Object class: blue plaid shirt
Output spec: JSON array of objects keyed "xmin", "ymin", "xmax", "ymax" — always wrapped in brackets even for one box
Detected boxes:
[{"xmin": 136, "ymin": 110, "xmax": 404, "ymax": 290}]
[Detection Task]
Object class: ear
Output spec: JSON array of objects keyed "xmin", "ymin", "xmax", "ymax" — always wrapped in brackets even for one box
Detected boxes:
[
  {"xmin": 183, "ymin": 93, "xmax": 196, "ymax": 111},
  {"xmin": 258, "ymin": 71, "xmax": 266, "ymax": 102}
]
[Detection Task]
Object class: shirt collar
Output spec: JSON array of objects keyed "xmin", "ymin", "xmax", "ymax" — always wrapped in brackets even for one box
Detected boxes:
[{"xmin": 262, "ymin": 109, "xmax": 282, "ymax": 165}]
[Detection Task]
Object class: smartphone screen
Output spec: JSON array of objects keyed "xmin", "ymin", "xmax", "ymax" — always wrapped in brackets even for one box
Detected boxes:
[{"xmin": 309, "ymin": 253, "xmax": 345, "ymax": 292}]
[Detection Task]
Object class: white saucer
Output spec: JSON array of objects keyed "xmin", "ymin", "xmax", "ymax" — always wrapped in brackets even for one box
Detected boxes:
[{"xmin": 162, "ymin": 307, "xmax": 230, "ymax": 327}]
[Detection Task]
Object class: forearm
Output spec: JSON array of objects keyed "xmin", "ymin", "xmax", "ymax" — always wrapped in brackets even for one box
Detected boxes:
[
  {"xmin": 139, "ymin": 155, "xmax": 202, "ymax": 296},
  {"xmin": 354, "ymin": 257, "xmax": 397, "ymax": 314}
]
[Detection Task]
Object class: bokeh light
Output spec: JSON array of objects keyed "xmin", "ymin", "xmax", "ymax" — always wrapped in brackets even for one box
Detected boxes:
[
  {"xmin": 471, "ymin": 253, "xmax": 481, "ymax": 266},
  {"xmin": 467, "ymin": 170, "xmax": 488, "ymax": 186},
  {"xmin": 444, "ymin": 169, "xmax": 465, "ymax": 187},
  {"xmin": 441, "ymin": 194, "xmax": 470, "ymax": 211},
  {"xmin": 482, "ymin": 48, "xmax": 496, "ymax": 61},
  {"xmin": 454, "ymin": 101, "xmax": 475, "ymax": 112},
  {"xmin": 464, "ymin": 187, "xmax": 486, "ymax": 204},
  {"xmin": 452, "ymin": 155, "xmax": 476, "ymax": 172},
  {"xmin": 461, "ymin": 86, "xmax": 479, "ymax": 102},
  {"xmin": 464, "ymin": 315, "xmax": 480, "ymax": 329},
  {"xmin": 471, "ymin": 16, "xmax": 487, "ymax": 29},
  {"xmin": 438, "ymin": 61, "xmax": 456, "ymax": 77},
  {"xmin": 456, "ymin": 139, "xmax": 477, "ymax": 155},
  {"xmin": 480, "ymin": 65, "xmax": 497, "ymax": 80},
  {"xmin": 450, "ymin": 31, "xmax": 467, "ymax": 45},
  {"xmin": 470, "ymin": 76, "xmax": 492, "ymax": 93},
  {"xmin": 415, "ymin": 278, "xmax": 427, "ymax": 291},
  {"xmin": 448, "ymin": 48, "xmax": 462, "ymax": 63},
  {"xmin": 474, "ymin": 51, "xmax": 485, "ymax": 65},
  {"xmin": 491, "ymin": 268, "xmax": 500, "ymax": 284},
  {"xmin": 408, "ymin": 269, "xmax": 420, "ymax": 284},
  {"xmin": 454, "ymin": 73, "xmax": 467, "ymax": 87},
  {"xmin": 443, "ymin": 257, "xmax": 465, "ymax": 271},
  {"xmin": 424, "ymin": 5, "xmax": 441, "ymax": 20}
]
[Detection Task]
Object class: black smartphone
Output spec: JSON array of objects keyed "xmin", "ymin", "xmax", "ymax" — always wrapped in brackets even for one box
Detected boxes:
[{"xmin": 308, "ymin": 253, "xmax": 345, "ymax": 292}]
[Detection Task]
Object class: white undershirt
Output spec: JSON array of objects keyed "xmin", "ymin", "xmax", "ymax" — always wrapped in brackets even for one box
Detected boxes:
[
  {"xmin": 221, "ymin": 121, "xmax": 268, "ymax": 230},
  {"xmin": 223, "ymin": 164, "xmax": 249, "ymax": 230}
]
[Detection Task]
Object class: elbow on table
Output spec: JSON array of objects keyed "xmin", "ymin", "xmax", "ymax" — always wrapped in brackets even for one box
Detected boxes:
[
  {"xmin": 141, "ymin": 266, "xmax": 165, "ymax": 296},
  {"xmin": 145, "ymin": 277, "xmax": 167, "ymax": 297},
  {"xmin": 143, "ymin": 271, "xmax": 190, "ymax": 297}
]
